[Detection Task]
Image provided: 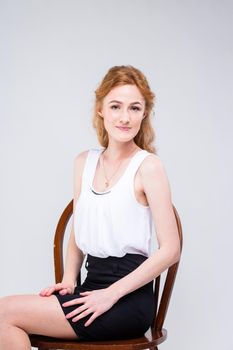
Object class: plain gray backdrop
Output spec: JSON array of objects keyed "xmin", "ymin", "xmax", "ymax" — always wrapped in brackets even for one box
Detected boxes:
[{"xmin": 1, "ymin": 1, "xmax": 232, "ymax": 349}]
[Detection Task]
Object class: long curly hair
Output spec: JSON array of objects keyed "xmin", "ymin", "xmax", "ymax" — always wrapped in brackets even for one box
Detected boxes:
[{"xmin": 92, "ymin": 65, "xmax": 156, "ymax": 153}]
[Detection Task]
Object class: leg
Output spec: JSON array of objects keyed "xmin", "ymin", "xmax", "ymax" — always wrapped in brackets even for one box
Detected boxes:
[{"xmin": 0, "ymin": 294, "xmax": 78, "ymax": 350}]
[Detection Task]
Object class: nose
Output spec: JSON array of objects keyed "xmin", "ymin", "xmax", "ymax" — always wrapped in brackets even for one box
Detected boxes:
[{"xmin": 119, "ymin": 109, "xmax": 130, "ymax": 124}]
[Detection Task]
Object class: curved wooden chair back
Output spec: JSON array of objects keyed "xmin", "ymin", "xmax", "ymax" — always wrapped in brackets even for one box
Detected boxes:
[{"xmin": 30, "ymin": 200, "xmax": 183, "ymax": 350}]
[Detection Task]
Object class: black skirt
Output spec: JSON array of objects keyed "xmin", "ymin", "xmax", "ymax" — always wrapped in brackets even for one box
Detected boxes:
[{"xmin": 55, "ymin": 253, "xmax": 154, "ymax": 341}]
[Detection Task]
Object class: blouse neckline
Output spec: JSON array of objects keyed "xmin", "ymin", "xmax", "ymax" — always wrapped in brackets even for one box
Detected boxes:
[{"xmin": 90, "ymin": 148, "xmax": 145, "ymax": 195}]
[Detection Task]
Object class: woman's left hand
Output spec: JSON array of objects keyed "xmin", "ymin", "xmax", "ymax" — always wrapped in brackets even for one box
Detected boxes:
[{"xmin": 62, "ymin": 288, "xmax": 119, "ymax": 326}]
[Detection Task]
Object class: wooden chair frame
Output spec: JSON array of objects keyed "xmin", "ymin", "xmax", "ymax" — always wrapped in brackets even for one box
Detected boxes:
[{"xmin": 30, "ymin": 200, "xmax": 183, "ymax": 350}]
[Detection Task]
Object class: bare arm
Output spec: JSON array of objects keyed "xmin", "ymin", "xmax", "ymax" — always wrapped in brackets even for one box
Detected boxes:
[
  {"xmin": 108, "ymin": 154, "xmax": 181, "ymax": 299},
  {"xmin": 40, "ymin": 151, "xmax": 88, "ymax": 296},
  {"xmin": 61, "ymin": 225, "xmax": 84, "ymax": 289}
]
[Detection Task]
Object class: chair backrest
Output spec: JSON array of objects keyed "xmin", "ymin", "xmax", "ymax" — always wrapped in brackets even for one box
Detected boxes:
[{"xmin": 53, "ymin": 200, "xmax": 183, "ymax": 333}]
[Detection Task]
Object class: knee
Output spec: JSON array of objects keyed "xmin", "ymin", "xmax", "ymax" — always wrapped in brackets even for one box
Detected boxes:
[{"xmin": 0, "ymin": 296, "xmax": 15, "ymax": 326}]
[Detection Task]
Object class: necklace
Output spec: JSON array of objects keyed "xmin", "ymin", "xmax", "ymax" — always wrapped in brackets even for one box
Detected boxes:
[{"xmin": 100, "ymin": 146, "xmax": 138, "ymax": 190}]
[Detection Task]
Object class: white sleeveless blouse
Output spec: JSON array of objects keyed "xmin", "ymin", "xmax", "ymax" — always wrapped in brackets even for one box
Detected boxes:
[{"xmin": 74, "ymin": 148, "xmax": 153, "ymax": 258}]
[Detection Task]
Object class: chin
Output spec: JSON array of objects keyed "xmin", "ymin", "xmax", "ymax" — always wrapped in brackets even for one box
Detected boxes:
[
  {"xmin": 112, "ymin": 135, "xmax": 135, "ymax": 143},
  {"xmin": 107, "ymin": 129, "xmax": 138, "ymax": 143}
]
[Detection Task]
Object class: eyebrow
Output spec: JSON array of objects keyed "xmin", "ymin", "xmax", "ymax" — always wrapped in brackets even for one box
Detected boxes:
[{"xmin": 108, "ymin": 100, "xmax": 143, "ymax": 105}]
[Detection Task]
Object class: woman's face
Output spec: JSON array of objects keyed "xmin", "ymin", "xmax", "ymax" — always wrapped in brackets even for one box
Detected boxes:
[{"xmin": 99, "ymin": 84, "xmax": 146, "ymax": 144}]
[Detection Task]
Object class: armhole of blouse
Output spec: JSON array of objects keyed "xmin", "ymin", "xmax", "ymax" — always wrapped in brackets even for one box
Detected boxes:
[
  {"xmin": 74, "ymin": 149, "xmax": 92, "ymax": 208},
  {"xmin": 80, "ymin": 149, "xmax": 93, "ymax": 193},
  {"xmin": 130, "ymin": 152, "xmax": 152, "ymax": 210}
]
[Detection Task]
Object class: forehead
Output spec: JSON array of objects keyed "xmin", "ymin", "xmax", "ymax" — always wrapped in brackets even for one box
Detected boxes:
[{"xmin": 103, "ymin": 84, "xmax": 145, "ymax": 103}]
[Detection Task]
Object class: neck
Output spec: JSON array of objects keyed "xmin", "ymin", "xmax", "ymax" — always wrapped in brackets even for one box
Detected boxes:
[{"xmin": 103, "ymin": 140, "xmax": 139, "ymax": 161}]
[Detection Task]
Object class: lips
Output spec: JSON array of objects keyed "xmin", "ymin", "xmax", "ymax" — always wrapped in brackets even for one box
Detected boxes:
[{"xmin": 116, "ymin": 126, "xmax": 131, "ymax": 131}]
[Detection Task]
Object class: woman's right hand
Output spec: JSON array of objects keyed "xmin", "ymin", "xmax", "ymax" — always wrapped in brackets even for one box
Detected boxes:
[{"xmin": 39, "ymin": 282, "xmax": 75, "ymax": 297}]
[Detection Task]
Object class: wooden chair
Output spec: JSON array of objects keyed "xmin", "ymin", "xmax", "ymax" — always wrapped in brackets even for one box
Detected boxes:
[{"xmin": 30, "ymin": 200, "xmax": 183, "ymax": 350}]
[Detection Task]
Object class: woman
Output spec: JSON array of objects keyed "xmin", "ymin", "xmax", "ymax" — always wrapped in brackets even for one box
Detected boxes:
[{"xmin": 0, "ymin": 65, "xmax": 180, "ymax": 348}]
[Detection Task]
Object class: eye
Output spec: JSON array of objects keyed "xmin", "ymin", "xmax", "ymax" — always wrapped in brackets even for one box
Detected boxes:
[
  {"xmin": 110, "ymin": 105, "xmax": 120, "ymax": 110},
  {"xmin": 131, "ymin": 105, "xmax": 141, "ymax": 112}
]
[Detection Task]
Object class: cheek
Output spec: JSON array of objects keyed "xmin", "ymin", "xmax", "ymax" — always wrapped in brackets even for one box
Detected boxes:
[
  {"xmin": 133, "ymin": 115, "xmax": 144, "ymax": 127},
  {"xmin": 103, "ymin": 111, "xmax": 119, "ymax": 125},
  {"xmin": 103, "ymin": 115, "xmax": 115, "ymax": 131}
]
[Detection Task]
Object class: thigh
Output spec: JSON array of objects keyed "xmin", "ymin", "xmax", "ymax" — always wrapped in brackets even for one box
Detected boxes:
[
  {"xmin": 55, "ymin": 285, "xmax": 154, "ymax": 341},
  {"xmin": 1, "ymin": 294, "xmax": 78, "ymax": 339}
]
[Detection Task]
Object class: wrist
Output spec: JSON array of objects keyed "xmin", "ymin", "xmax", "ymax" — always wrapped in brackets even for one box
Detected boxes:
[
  {"xmin": 61, "ymin": 277, "xmax": 76, "ymax": 288},
  {"xmin": 107, "ymin": 284, "xmax": 124, "ymax": 302}
]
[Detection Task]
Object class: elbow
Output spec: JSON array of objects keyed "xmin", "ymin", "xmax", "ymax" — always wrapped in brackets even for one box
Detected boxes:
[
  {"xmin": 170, "ymin": 244, "xmax": 181, "ymax": 265},
  {"xmin": 172, "ymin": 250, "xmax": 181, "ymax": 265},
  {"xmin": 160, "ymin": 244, "xmax": 181, "ymax": 267}
]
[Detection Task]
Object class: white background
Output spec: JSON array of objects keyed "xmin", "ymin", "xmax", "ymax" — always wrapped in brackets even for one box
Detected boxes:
[{"xmin": 1, "ymin": 1, "xmax": 232, "ymax": 349}]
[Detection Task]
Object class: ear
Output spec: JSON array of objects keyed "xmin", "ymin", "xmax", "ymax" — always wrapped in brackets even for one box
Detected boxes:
[{"xmin": 97, "ymin": 111, "xmax": 103, "ymax": 118}]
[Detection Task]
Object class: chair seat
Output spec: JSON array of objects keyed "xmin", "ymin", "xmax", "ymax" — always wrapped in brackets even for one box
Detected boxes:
[{"xmin": 30, "ymin": 328, "xmax": 167, "ymax": 349}]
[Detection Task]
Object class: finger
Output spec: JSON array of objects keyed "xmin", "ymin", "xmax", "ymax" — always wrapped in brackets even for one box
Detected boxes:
[
  {"xmin": 59, "ymin": 289, "xmax": 67, "ymax": 296},
  {"xmin": 59, "ymin": 288, "xmax": 72, "ymax": 296},
  {"xmin": 79, "ymin": 291, "xmax": 92, "ymax": 296},
  {"xmin": 84, "ymin": 312, "xmax": 99, "ymax": 327},
  {"xmin": 40, "ymin": 283, "xmax": 64, "ymax": 297},
  {"xmin": 46, "ymin": 284, "xmax": 66, "ymax": 296},
  {"xmin": 39, "ymin": 289, "xmax": 47, "ymax": 296},
  {"xmin": 39, "ymin": 287, "xmax": 54, "ymax": 297},
  {"xmin": 72, "ymin": 308, "xmax": 93, "ymax": 322},
  {"xmin": 53, "ymin": 284, "xmax": 63, "ymax": 292},
  {"xmin": 65, "ymin": 304, "xmax": 88, "ymax": 319},
  {"xmin": 45, "ymin": 287, "xmax": 56, "ymax": 296},
  {"xmin": 62, "ymin": 298, "xmax": 85, "ymax": 307}
]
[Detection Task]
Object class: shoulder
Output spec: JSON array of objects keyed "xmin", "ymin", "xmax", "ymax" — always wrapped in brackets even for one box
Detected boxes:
[
  {"xmin": 139, "ymin": 153, "xmax": 170, "ymax": 191},
  {"xmin": 138, "ymin": 153, "xmax": 172, "ymax": 203},
  {"xmin": 72, "ymin": 150, "xmax": 90, "ymax": 203},
  {"xmin": 73, "ymin": 148, "xmax": 103, "ymax": 175},
  {"xmin": 74, "ymin": 150, "xmax": 89, "ymax": 169},
  {"xmin": 74, "ymin": 148, "xmax": 103, "ymax": 167},
  {"xmin": 73, "ymin": 150, "xmax": 90, "ymax": 187},
  {"xmin": 140, "ymin": 153, "xmax": 167, "ymax": 178}
]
